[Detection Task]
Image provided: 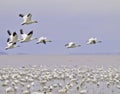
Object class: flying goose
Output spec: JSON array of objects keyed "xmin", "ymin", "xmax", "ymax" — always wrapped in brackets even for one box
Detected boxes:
[
  {"xmin": 20, "ymin": 29, "xmax": 37, "ymax": 43},
  {"xmin": 36, "ymin": 36, "xmax": 52, "ymax": 44},
  {"xmin": 19, "ymin": 13, "xmax": 38, "ymax": 25},
  {"xmin": 65, "ymin": 42, "xmax": 81, "ymax": 48},
  {"xmin": 5, "ymin": 38, "xmax": 20, "ymax": 50},
  {"xmin": 86, "ymin": 37, "xmax": 102, "ymax": 44},
  {"xmin": 7, "ymin": 30, "xmax": 19, "ymax": 43}
]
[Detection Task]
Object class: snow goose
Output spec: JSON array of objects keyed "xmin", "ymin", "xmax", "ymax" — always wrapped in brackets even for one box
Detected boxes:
[
  {"xmin": 36, "ymin": 36, "xmax": 52, "ymax": 44},
  {"xmin": 65, "ymin": 42, "xmax": 81, "ymax": 48},
  {"xmin": 5, "ymin": 38, "xmax": 20, "ymax": 50},
  {"xmin": 87, "ymin": 37, "xmax": 101, "ymax": 44},
  {"xmin": 7, "ymin": 30, "xmax": 19, "ymax": 43},
  {"xmin": 5, "ymin": 87, "xmax": 14, "ymax": 94},
  {"xmin": 79, "ymin": 89, "xmax": 88, "ymax": 94},
  {"xmin": 20, "ymin": 29, "xmax": 37, "ymax": 43},
  {"xmin": 19, "ymin": 13, "xmax": 38, "ymax": 25}
]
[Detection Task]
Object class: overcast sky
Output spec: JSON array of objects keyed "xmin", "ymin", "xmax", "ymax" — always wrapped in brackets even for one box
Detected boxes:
[{"xmin": 0, "ymin": 0, "xmax": 120, "ymax": 55}]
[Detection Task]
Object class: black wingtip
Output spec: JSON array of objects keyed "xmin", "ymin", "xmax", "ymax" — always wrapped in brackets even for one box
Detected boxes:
[
  {"xmin": 13, "ymin": 32, "xmax": 17, "ymax": 36},
  {"xmin": 19, "ymin": 14, "xmax": 24, "ymax": 17},
  {"xmin": 7, "ymin": 30, "xmax": 11, "ymax": 35},
  {"xmin": 43, "ymin": 40, "xmax": 46, "ymax": 44},
  {"xmin": 13, "ymin": 42, "xmax": 16, "ymax": 45},
  {"xmin": 27, "ymin": 13, "xmax": 31, "ymax": 17},
  {"xmin": 28, "ymin": 31, "xmax": 33, "ymax": 35},
  {"xmin": 20, "ymin": 29, "xmax": 23, "ymax": 34},
  {"xmin": 7, "ymin": 38, "xmax": 10, "ymax": 42}
]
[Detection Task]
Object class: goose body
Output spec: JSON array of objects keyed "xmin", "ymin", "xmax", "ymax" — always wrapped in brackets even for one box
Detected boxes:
[
  {"xmin": 5, "ymin": 38, "xmax": 20, "ymax": 50},
  {"xmin": 65, "ymin": 42, "xmax": 81, "ymax": 48},
  {"xmin": 20, "ymin": 29, "xmax": 37, "ymax": 43},
  {"xmin": 19, "ymin": 13, "xmax": 38, "ymax": 25},
  {"xmin": 36, "ymin": 37, "xmax": 52, "ymax": 44},
  {"xmin": 87, "ymin": 37, "xmax": 101, "ymax": 44},
  {"xmin": 5, "ymin": 87, "xmax": 14, "ymax": 94},
  {"xmin": 7, "ymin": 30, "xmax": 19, "ymax": 43}
]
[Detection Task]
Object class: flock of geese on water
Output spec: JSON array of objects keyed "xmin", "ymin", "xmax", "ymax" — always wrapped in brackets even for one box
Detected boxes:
[
  {"xmin": 0, "ymin": 65, "xmax": 120, "ymax": 94},
  {"xmin": 5, "ymin": 13, "xmax": 102, "ymax": 50}
]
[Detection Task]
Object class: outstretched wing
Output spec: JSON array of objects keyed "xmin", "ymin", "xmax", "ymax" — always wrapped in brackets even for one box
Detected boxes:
[
  {"xmin": 24, "ymin": 13, "xmax": 32, "ymax": 22},
  {"xmin": 12, "ymin": 32, "xmax": 18, "ymax": 43},
  {"xmin": 7, "ymin": 30, "xmax": 11, "ymax": 35},
  {"xmin": 27, "ymin": 13, "xmax": 32, "ymax": 21},
  {"xmin": 19, "ymin": 14, "xmax": 24, "ymax": 18},
  {"xmin": 42, "ymin": 40, "xmax": 46, "ymax": 44},
  {"xmin": 26, "ymin": 31, "xmax": 33, "ymax": 40},
  {"xmin": 20, "ymin": 29, "xmax": 27, "ymax": 40}
]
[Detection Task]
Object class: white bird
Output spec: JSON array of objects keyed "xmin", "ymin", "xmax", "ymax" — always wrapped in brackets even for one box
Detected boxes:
[
  {"xmin": 5, "ymin": 87, "xmax": 14, "ymax": 94},
  {"xmin": 65, "ymin": 42, "xmax": 81, "ymax": 48},
  {"xmin": 19, "ymin": 13, "xmax": 38, "ymax": 25},
  {"xmin": 22, "ymin": 90, "xmax": 31, "ymax": 94},
  {"xmin": 36, "ymin": 37, "xmax": 52, "ymax": 44},
  {"xmin": 2, "ymin": 80, "xmax": 9, "ymax": 86},
  {"xmin": 31, "ymin": 92, "xmax": 42, "ymax": 94},
  {"xmin": 86, "ymin": 37, "xmax": 101, "ymax": 44},
  {"xmin": 22, "ymin": 84, "xmax": 32, "ymax": 94},
  {"xmin": 58, "ymin": 87, "xmax": 68, "ymax": 94},
  {"xmin": 5, "ymin": 38, "xmax": 20, "ymax": 50},
  {"xmin": 79, "ymin": 89, "xmax": 88, "ymax": 94},
  {"xmin": 7, "ymin": 30, "xmax": 19, "ymax": 43},
  {"xmin": 20, "ymin": 29, "xmax": 37, "ymax": 43}
]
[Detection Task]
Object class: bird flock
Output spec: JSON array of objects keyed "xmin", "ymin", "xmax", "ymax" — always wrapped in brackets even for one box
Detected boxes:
[
  {"xmin": 5, "ymin": 13, "xmax": 102, "ymax": 50},
  {"xmin": 0, "ymin": 65, "xmax": 120, "ymax": 94}
]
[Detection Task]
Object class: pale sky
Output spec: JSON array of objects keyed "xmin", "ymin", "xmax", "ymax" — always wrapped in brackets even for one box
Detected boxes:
[{"xmin": 0, "ymin": 0, "xmax": 120, "ymax": 54}]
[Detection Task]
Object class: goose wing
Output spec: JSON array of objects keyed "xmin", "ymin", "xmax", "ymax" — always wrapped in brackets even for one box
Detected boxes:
[
  {"xmin": 25, "ymin": 31, "xmax": 33, "ymax": 40},
  {"xmin": 7, "ymin": 30, "xmax": 13, "ymax": 42},
  {"xmin": 20, "ymin": 29, "xmax": 27, "ymax": 40},
  {"xmin": 23, "ymin": 13, "xmax": 32, "ymax": 22},
  {"xmin": 12, "ymin": 32, "xmax": 18, "ymax": 43},
  {"xmin": 37, "ymin": 37, "xmax": 46, "ymax": 44},
  {"xmin": 65, "ymin": 42, "xmax": 74, "ymax": 47},
  {"xmin": 19, "ymin": 14, "xmax": 24, "ymax": 18},
  {"xmin": 27, "ymin": 13, "xmax": 32, "ymax": 21},
  {"xmin": 7, "ymin": 31, "xmax": 18, "ymax": 43},
  {"xmin": 42, "ymin": 40, "xmax": 46, "ymax": 44},
  {"xmin": 89, "ymin": 37, "xmax": 94, "ymax": 41},
  {"xmin": 7, "ymin": 30, "xmax": 11, "ymax": 35},
  {"xmin": 7, "ymin": 38, "xmax": 10, "ymax": 44},
  {"xmin": 69, "ymin": 42, "xmax": 75, "ymax": 46},
  {"xmin": 38, "ymin": 37, "xmax": 44, "ymax": 41},
  {"xmin": 7, "ymin": 38, "xmax": 12, "ymax": 46}
]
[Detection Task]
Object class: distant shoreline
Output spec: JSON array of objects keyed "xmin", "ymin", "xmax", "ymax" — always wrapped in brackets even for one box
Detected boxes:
[
  {"xmin": 0, "ymin": 55, "xmax": 120, "ymax": 67},
  {"xmin": 1, "ymin": 51, "xmax": 120, "ymax": 55}
]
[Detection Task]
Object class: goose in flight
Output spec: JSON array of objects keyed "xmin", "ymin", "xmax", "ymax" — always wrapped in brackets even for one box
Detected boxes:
[
  {"xmin": 65, "ymin": 42, "xmax": 81, "ymax": 48},
  {"xmin": 86, "ymin": 37, "xmax": 102, "ymax": 44},
  {"xmin": 19, "ymin": 13, "xmax": 38, "ymax": 25},
  {"xmin": 7, "ymin": 30, "xmax": 19, "ymax": 43},
  {"xmin": 20, "ymin": 29, "xmax": 37, "ymax": 43},
  {"xmin": 5, "ymin": 38, "xmax": 20, "ymax": 50},
  {"xmin": 36, "ymin": 36, "xmax": 52, "ymax": 44}
]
